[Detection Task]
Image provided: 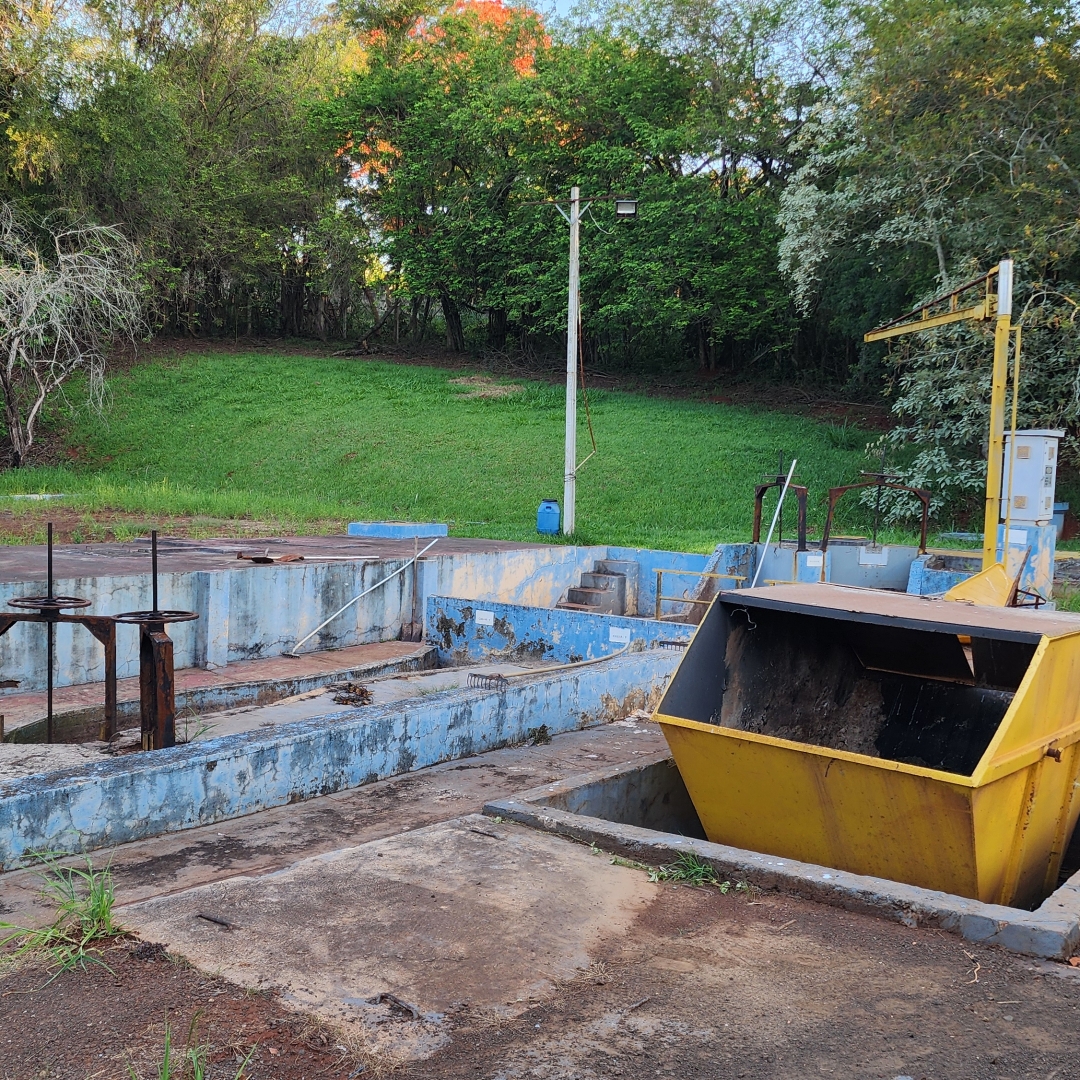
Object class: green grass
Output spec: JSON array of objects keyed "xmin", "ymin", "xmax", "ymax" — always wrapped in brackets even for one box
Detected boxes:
[
  {"xmin": 129, "ymin": 1014, "xmax": 254, "ymax": 1080},
  {"xmin": 0, "ymin": 851, "xmax": 123, "ymax": 984},
  {"xmin": 0, "ymin": 352, "xmax": 912, "ymax": 551}
]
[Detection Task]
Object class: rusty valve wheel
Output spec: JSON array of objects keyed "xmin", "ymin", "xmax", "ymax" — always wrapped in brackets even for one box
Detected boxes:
[
  {"xmin": 114, "ymin": 609, "xmax": 199, "ymax": 625},
  {"xmin": 8, "ymin": 595, "xmax": 92, "ymax": 612}
]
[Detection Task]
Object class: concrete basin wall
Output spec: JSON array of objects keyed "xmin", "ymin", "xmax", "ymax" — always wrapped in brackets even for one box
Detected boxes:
[
  {"xmin": 0, "ymin": 546, "xmax": 616, "ymax": 694},
  {"xmin": 0, "ymin": 542, "xmax": 768, "ymax": 694},
  {"xmin": 488, "ymin": 756, "xmax": 1080, "ymax": 961},
  {"xmin": 0, "ymin": 649, "xmax": 679, "ymax": 867},
  {"xmin": 428, "ymin": 596, "xmax": 694, "ymax": 665}
]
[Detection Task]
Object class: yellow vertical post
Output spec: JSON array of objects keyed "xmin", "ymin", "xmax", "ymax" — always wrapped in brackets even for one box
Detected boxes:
[{"xmin": 983, "ymin": 260, "xmax": 1013, "ymax": 570}]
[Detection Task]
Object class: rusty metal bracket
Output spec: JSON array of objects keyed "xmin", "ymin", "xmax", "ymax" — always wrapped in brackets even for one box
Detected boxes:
[
  {"xmin": 752, "ymin": 483, "xmax": 808, "ymax": 552},
  {"xmin": 114, "ymin": 531, "xmax": 198, "ymax": 751},
  {"xmin": 1, "ymin": 524, "xmax": 118, "ymax": 743},
  {"xmin": 820, "ymin": 480, "xmax": 931, "ymax": 555}
]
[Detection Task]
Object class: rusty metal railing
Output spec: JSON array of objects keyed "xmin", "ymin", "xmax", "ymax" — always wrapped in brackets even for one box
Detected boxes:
[{"xmin": 654, "ymin": 569, "xmax": 746, "ymax": 621}]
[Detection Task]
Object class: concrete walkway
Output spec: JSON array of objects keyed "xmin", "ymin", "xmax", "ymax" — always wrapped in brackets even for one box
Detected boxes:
[
  {"xmin": 2, "ymin": 721, "xmax": 1080, "ymax": 1078},
  {"xmin": 0, "ymin": 639, "xmax": 429, "ymax": 734},
  {"xmin": 0, "ymin": 719, "xmax": 665, "ymax": 925}
]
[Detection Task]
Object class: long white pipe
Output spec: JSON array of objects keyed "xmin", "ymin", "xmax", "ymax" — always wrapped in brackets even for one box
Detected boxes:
[
  {"xmin": 750, "ymin": 459, "xmax": 797, "ymax": 588},
  {"xmin": 287, "ymin": 537, "xmax": 440, "ymax": 655}
]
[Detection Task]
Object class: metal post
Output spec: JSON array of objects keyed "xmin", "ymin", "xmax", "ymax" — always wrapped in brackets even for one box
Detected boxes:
[
  {"xmin": 151, "ymin": 529, "xmax": 159, "ymax": 612},
  {"xmin": 46, "ymin": 522, "xmax": 53, "ymax": 744},
  {"xmin": 564, "ymin": 185, "xmax": 580, "ymax": 536},
  {"xmin": 984, "ymin": 259, "xmax": 1013, "ymax": 570}
]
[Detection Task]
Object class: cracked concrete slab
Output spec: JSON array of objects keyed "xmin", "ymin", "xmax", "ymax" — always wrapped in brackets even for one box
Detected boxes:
[{"xmin": 117, "ymin": 814, "xmax": 654, "ymax": 1063}]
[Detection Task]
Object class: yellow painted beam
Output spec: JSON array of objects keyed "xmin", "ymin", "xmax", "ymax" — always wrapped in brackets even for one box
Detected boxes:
[{"xmin": 864, "ymin": 303, "xmax": 986, "ymax": 342}]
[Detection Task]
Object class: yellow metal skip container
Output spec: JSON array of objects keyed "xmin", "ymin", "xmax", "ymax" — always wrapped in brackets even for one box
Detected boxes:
[{"xmin": 655, "ymin": 584, "xmax": 1080, "ymax": 907}]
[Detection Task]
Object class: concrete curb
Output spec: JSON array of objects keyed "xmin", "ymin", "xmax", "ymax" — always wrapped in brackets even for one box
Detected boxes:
[{"xmin": 484, "ymin": 757, "xmax": 1080, "ymax": 962}]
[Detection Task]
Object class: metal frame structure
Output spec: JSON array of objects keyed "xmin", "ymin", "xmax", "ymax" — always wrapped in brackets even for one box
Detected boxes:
[
  {"xmin": 752, "ymin": 479, "xmax": 809, "ymax": 552},
  {"xmin": 114, "ymin": 531, "xmax": 198, "ymax": 751},
  {"xmin": 819, "ymin": 478, "xmax": 931, "ymax": 554},
  {"xmin": 864, "ymin": 260, "xmax": 1014, "ymax": 570},
  {"xmin": 654, "ymin": 569, "xmax": 747, "ymax": 621},
  {"xmin": 1, "ymin": 524, "xmax": 117, "ymax": 743}
]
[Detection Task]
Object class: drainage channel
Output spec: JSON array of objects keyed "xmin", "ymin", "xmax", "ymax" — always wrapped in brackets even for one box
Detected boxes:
[{"xmin": 0, "ymin": 648, "xmax": 680, "ymax": 868}]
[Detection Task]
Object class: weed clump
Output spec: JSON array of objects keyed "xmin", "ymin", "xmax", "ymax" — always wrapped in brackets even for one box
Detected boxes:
[
  {"xmin": 128, "ymin": 1014, "xmax": 254, "ymax": 1080},
  {"xmin": 647, "ymin": 851, "xmax": 753, "ymax": 893},
  {"xmin": 0, "ymin": 851, "xmax": 124, "ymax": 983}
]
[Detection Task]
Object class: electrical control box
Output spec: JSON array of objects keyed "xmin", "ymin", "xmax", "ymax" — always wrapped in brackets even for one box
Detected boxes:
[{"xmin": 1000, "ymin": 429, "xmax": 1064, "ymax": 524}]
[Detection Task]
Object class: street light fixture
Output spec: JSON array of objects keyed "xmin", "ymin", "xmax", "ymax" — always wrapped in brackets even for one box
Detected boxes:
[{"xmin": 558, "ymin": 187, "xmax": 638, "ymax": 537}]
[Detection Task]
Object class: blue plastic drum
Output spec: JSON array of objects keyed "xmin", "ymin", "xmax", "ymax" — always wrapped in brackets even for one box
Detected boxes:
[{"xmin": 536, "ymin": 499, "xmax": 561, "ymax": 535}]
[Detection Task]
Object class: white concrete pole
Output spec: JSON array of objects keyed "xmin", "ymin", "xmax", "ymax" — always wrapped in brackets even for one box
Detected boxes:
[{"xmin": 564, "ymin": 186, "xmax": 580, "ymax": 536}]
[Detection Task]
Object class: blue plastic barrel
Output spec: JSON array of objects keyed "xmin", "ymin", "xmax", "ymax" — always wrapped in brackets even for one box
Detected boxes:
[{"xmin": 537, "ymin": 499, "xmax": 561, "ymax": 535}]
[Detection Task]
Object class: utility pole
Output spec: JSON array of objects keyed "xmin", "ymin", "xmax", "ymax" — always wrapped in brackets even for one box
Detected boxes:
[{"xmin": 564, "ymin": 185, "xmax": 581, "ymax": 536}]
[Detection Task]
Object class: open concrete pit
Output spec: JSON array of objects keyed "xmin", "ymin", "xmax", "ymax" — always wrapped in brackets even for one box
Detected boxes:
[{"xmin": 0, "ymin": 535, "xmax": 1079, "ymax": 1078}]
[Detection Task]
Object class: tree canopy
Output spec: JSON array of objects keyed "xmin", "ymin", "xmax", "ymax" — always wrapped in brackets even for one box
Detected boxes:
[{"xmin": 6, "ymin": 0, "xmax": 1080, "ymax": 508}]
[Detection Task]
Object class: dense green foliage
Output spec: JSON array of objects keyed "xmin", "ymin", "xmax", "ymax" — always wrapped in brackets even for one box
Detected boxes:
[
  {"xmin": 781, "ymin": 0, "xmax": 1080, "ymax": 516},
  {"xmin": 3, "ymin": 351, "xmax": 881, "ymax": 550},
  {"xmin": 6, "ymin": 0, "xmax": 1080, "ymax": 520}
]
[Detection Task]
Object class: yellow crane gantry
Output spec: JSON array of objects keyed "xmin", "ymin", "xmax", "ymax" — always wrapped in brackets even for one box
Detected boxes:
[{"xmin": 864, "ymin": 259, "xmax": 1016, "ymax": 572}]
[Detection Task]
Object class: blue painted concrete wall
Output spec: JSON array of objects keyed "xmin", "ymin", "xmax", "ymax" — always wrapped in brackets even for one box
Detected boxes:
[
  {"xmin": 420, "ymin": 546, "xmax": 604, "ymax": 610},
  {"xmin": 906, "ymin": 555, "xmax": 975, "ymax": 596},
  {"xmin": 606, "ymin": 546, "xmax": 740, "ymax": 616},
  {"xmin": 906, "ymin": 526, "xmax": 1056, "ymax": 600},
  {"xmin": 0, "ymin": 545, "xmax": 612, "ymax": 692},
  {"xmin": 0, "ymin": 650, "xmax": 679, "ymax": 867},
  {"xmin": 427, "ymin": 596, "xmax": 694, "ymax": 664},
  {"xmin": 348, "ymin": 522, "xmax": 448, "ymax": 539}
]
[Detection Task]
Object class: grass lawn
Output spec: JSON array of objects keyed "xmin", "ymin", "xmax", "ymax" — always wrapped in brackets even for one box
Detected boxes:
[{"xmin": 0, "ymin": 351, "xmax": 913, "ymax": 552}]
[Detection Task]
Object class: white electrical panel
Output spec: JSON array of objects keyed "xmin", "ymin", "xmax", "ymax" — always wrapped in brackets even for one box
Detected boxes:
[{"xmin": 1000, "ymin": 429, "xmax": 1064, "ymax": 523}]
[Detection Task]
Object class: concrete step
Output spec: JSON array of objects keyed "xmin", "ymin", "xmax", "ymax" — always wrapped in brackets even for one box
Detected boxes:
[
  {"xmin": 594, "ymin": 559, "xmax": 639, "ymax": 616},
  {"xmin": 580, "ymin": 572, "xmax": 626, "ymax": 614},
  {"xmin": 580, "ymin": 571, "xmax": 625, "ymax": 592},
  {"xmin": 566, "ymin": 586, "xmax": 623, "ymax": 615},
  {"xmin": 594, "ymin": 559, "xmax": 637, "ymax": 577}
]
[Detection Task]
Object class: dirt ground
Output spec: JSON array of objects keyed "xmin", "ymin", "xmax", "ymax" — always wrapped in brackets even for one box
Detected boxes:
[
  {"xmin": 0, "ymin": 508, "xmax": 348, "ymax": 546},
  {"xmin": 0, "ymin": 945, "xmax": 358, "ymax": 1080},
  {"xmin": 2, "ymin": 871, "xmax": 1079, "ymax": 1080}
]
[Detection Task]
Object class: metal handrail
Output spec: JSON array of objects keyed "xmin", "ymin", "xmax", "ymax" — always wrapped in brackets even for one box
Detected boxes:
[{"xmin": 654, "ymin": 569, "xmax": 746, "ymax": 620}]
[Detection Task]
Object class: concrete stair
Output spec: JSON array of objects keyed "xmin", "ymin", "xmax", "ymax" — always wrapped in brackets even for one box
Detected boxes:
[{"xmin": 557, "ymin": 562, "xmax": 631, "ymax": 616}]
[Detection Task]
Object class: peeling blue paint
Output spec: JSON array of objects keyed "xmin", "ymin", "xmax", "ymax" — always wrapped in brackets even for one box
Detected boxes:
[
  {"xmin": 0, "ymin": 650, "xmax": 679, "ymax": 867},
  {"xmin": 426, "ymin": 597, "xmax": 694, "ymax": 665}
]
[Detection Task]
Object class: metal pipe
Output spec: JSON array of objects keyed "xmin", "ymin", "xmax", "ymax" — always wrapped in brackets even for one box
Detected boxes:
[
  {"xmin": 151, "ymin": 529, "xmax": 159, "ymax": 614},
  {"xmin": 287, "ymin": 537, "xmax": 441, "ymax": 655},
  {"xmin": 470, "ymin": 642, "xmax": 633, "ymax": 689},
  {"xmin": 751, "ymin": 459, "xmax": 796, "ymax": 589},
  {"xmin": 984, "ymin": 258, "xmax": 1013, "ymax": 570}
]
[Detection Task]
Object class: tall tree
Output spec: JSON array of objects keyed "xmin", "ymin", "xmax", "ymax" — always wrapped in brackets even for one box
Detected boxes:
[{"xmin": 779, "ymin": 0, "xmax": 1080, "ymax": 516}]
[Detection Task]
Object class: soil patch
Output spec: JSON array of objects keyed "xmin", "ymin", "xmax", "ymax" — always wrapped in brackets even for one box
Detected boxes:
[
  {"xmin": 448, "ymin": 375, "xmax": 524, "ymax": 399},
  {"xmin": 404, "ymin": 882, "xmax": 1080, "ymax": 1080},
  {"xmin": 0, "ymin": 943, "xmax": 359, "ymax": 1079},
  {"xmin": 0, "ymin": 509, "xmax": 348, "ymax": 546}
]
